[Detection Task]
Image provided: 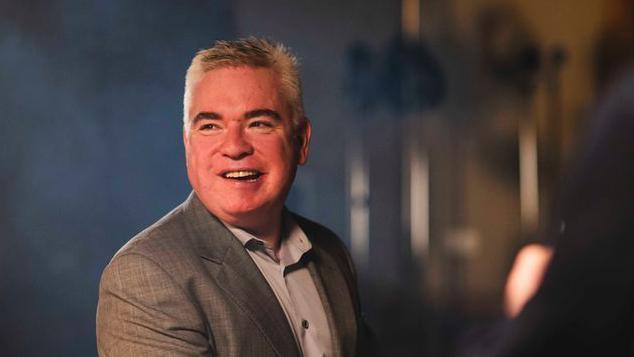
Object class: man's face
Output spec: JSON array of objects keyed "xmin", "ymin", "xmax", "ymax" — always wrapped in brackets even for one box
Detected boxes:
[{"xmin": 184, "ymin": 66, "xmax": 310, "ymax": 231}]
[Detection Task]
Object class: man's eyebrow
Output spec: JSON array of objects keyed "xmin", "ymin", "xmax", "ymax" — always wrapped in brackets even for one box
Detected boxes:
[
  {"xmin": 193, "ymin": 112, "xmax": 221, "ymax": 123},
  {"xmin": 245, "ymin": 109, "xmax": 282, "ymax": 121}
]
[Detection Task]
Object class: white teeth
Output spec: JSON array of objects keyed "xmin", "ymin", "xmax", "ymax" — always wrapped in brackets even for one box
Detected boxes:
[{"xmin": 223, "ymin": 170, "xmax": 259, "ymax": 179}]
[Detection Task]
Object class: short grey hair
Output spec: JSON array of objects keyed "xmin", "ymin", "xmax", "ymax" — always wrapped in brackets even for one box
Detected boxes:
[{"xmin": 183, "ymin": 37, "xmax": 305, "ymax": 134}]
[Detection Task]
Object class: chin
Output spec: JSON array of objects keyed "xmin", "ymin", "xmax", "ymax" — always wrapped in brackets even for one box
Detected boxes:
[{"xmin": 214, "ymin": 201, "xmax": 268, "ymax": 219}]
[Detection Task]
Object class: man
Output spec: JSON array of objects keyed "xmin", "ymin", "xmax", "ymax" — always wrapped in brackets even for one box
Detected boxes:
[{"xmin": 97, "ymin": 38, "xmax": 368, "ymax": 357}]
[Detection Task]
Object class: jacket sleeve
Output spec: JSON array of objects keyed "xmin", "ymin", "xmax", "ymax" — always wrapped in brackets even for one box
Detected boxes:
[{"xmin": 96, "ymin": 253, "xmax": 212, "ymax": 356}]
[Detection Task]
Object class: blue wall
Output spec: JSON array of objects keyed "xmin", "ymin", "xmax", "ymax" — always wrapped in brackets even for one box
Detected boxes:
[{"xmin": 1, "ymin": 1, "xmax": 234, "ymax": 355}]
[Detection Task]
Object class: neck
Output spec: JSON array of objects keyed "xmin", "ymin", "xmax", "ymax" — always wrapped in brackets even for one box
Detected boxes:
[
  {"xmin": 230, "ymin": 211, "xmax": 284, "ymax": 252},
  {"xmin": 252, "ymin": 221, "xmax": 282, "ymax": 252}
]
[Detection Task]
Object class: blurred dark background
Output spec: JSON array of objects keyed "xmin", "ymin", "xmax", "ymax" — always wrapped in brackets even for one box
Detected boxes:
[{"xmin": 1, "ymin": 0, "xmax": 632, "ymax": 355}]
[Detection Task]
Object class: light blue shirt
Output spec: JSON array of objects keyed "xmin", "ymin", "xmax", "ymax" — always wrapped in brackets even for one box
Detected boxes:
[{"xmin": 224, "ymin": 214, "xmax": 333, "ymax": 357}]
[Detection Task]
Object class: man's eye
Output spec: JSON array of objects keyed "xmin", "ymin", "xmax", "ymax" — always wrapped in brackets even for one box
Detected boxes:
[
  {"xmin": 249, "ymin": 121, "xmax": 274, "ymax": 129},
  {"xmin": 199, "ymin": 123, "xmax": 220, "ymax": 131}
]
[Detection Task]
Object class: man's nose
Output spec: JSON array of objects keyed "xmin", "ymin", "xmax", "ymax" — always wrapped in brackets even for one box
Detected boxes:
[{"xmin": 220, "ymin": 126, "xmax": 254, "ymax": 160}]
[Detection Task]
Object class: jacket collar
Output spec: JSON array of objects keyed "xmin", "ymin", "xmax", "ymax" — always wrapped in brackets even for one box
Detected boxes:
[
  {"xmin": 181, "ymin": 192, "xmax": 301, "ymax": 357},
  {"xmin": 180, "ymin": 192, "xmax": 356, "ymax": 357}
]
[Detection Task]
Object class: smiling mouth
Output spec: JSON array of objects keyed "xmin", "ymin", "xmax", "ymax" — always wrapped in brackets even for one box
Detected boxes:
[{"xmin": 221, "ymin": 170, "xmax": 263, "ymax": 181}]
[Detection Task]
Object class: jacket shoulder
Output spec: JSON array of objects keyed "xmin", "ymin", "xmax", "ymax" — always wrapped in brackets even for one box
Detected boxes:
[
  {"xmin": 97, "ymin": 202, "xmax": 211, "ymax": 356},
  {"xmin": 110, "ymin": 202, "xmax": 197, "ymax": 267}
]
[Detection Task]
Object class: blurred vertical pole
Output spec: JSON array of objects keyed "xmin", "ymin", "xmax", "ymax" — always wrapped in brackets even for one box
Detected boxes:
[
  {"xmin": 348, "ymin": 132, "xmax": 370, "ymax": 269},
  {"xmin": 404, "ymin": 121, "xmax": 430, "ymax": 260},
  {"xmin": 402, "ymin": 0, "xmax": 420, "ymax": 41},
  {"xmin": 544, "ymin": 48, "xmax": 566, "ymax": 192},
  {"xmin": 519, "ymin": 116, "xmax": 539, "ymax": 235},
  {"xmin": 344, "ymin": 42, "xmax": 373, "ymax": 271},
  {"xmin": 402, "ymin": 0, "xmax": 430, "ymax": 260}
]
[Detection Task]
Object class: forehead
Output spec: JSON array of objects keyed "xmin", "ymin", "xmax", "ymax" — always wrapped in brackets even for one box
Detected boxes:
[
  {"xmin": 187, "ymin": 66, "xmax": 296, "ymax": 129},
  {"xmin": 191, "ymin": 66, "xmax": 283, "ymax": 106}
]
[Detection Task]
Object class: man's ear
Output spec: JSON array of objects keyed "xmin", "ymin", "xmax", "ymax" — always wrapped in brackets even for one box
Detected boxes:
[
  {"xmin": 183, "ymin": 128, "xmax": 193, "ymax": 166},
  {"xmin": 183, "ymin": 129, "xmax": 189, "ymax": 150},
  {"xmin": 296, "ymin": 117, "xmax": 312, "ymax": 165}
]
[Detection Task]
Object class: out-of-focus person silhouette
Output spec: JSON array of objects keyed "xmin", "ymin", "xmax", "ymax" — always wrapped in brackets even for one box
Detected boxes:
[{"xmin": 487, "ymin": 62, "xmax": 634, "ymax": 356}]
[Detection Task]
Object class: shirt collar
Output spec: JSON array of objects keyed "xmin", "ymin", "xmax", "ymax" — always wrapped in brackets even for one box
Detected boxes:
[{"xmin": 222, "ymin": 211, "xmax": 312, "ymax": 267}]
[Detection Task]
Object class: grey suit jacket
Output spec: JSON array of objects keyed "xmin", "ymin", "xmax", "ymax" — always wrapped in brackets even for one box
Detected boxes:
[{"xmin": 97, "ymin": 192, "xmax": 366, "ymax": 356}]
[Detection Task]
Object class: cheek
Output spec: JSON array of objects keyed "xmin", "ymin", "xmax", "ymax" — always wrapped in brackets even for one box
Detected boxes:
[
  {"xmin": 265, "ymin": 142, "xmax": 296, "ymax": 169},
  {"xmin": 187, "ymin": 139, "xmax": 214, "ymax": 164},
  {"xmin": 185, "ymin": 142, "xmax": 211, "ymax": 181},
  {"xmin": 266, "ymin": 134, "xmax": 296, "ymax": 157},
  {"xmin": 184, "ymin": 147, "xmax": 199, "ymax": 188},
  {"xmin": 185, "ymin": 143, "xmax": 200, "ymax": 170}
]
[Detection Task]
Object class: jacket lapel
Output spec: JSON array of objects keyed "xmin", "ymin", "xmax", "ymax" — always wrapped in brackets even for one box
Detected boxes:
[
  {"xmin": 306, "ymin": 236, "xmax": 358, "ymax": 357},
  {"xmin": 181, "ymin": 193, "xmax": 300, "ymax": 357}
]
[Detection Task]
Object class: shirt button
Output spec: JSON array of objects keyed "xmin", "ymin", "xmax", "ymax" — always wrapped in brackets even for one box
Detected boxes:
[{"xmin": 302, "ymin": 319, "xmax": 310, "ymax": 329}]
